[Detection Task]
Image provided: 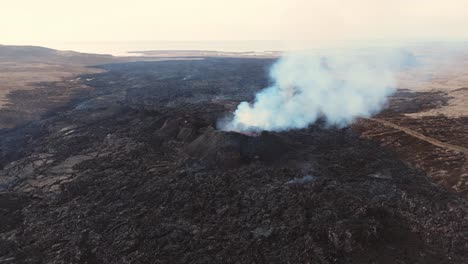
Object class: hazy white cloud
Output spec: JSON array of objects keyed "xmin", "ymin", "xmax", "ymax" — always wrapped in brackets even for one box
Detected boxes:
[
  {"xmin": 219, "ymin": 49, "xmax": 409, "ymax": 132},
  {"xmin": 1, "ymin": 0, "xmax": 467, "ymax": 43}
]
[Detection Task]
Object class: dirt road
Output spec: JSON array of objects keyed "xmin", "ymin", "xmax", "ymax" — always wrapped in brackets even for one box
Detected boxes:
[{"xmin": 369, "ymin": 118, "xmax": 468, "ymax": 155}]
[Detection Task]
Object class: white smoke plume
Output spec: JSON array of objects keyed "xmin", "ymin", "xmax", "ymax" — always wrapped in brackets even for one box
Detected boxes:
[{"xmin": 219, "ymin": 49, "xmax": 414, "ymax": 132}]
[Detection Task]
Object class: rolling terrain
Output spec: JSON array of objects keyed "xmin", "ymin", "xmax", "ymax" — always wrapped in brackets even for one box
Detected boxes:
[{"xmin": 0, "ymin": 46, "xmax": 467, "ymax": 263}]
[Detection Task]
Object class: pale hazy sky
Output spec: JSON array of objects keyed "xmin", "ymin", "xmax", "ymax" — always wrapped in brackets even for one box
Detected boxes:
[{"xmin": 2, "ymin": 0, "xmax": 468, "ymax": 44}]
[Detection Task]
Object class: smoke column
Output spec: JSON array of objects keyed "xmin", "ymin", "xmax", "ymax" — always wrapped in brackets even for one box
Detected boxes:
[{"xmin": 219, "ymin": 49, "xmax": 413, "ymax": 132}]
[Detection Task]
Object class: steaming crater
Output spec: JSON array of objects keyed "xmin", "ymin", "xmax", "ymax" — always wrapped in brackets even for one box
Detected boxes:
[
  {"xmin": 186, "ymin": 127, "xmax": 289, "ymax": 168},
  {"xmin": 219, "ymin": 50, "xmax": 415, "ymax": 132}
]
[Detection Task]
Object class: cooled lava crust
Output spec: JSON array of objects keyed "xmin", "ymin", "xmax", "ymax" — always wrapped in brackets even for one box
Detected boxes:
[{"xmin": 0, "ymin": 58, "xmax": 467, "ymax": 264}]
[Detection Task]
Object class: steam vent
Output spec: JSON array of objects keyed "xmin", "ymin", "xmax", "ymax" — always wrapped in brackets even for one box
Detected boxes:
[
  {"xmin": 186, "ymin": 127, "xmax": 289, "ymax": 168},
  {"xmin": 2, "ymin": 52, "xmax": 468, "ymax": 263}
]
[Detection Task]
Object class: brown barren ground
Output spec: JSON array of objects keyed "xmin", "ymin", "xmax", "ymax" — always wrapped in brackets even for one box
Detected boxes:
[
  {"xmin": 353, "ymin": 46, "xmax": 468, "ymax": 196},
  {"xmin": 0, "ymin": 63, "xmax": 101, "ymax": 108}
]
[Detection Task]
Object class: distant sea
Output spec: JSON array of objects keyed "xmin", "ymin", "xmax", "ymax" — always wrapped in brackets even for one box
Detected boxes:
[
  {"xmin": 9, "ymin": 41, "xmax": 292, "ymax": 56},
  {"xmin": 5, "ymin": 40, "xmax": 468, "ymax": 57},
  {"xmin": 6, "ymin": 40, "xmax": 415, "ymax": 57}
]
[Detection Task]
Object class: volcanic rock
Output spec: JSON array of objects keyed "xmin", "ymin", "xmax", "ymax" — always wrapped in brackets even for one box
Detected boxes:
[
  {"xmin": 0, "ymin": 58, "xmax": 467, "ymax": 264},
  {"xmin": 186, "ymin": 128, "xmax": 289, "ymax": 168}
]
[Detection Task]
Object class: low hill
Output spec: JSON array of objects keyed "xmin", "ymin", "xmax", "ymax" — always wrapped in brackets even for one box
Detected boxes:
[{"xmin": 0, "ymin": 44, "xmax": 120, "ymax": 65}]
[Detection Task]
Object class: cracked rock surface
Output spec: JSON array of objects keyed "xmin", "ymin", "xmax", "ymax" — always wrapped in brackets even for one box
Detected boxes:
[{"xmin": 0, "ymin": 58, "xmax": 467, "ymax": 264}]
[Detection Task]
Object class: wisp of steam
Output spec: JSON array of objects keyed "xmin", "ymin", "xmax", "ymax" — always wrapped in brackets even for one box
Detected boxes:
[{"xmin": 219, "ymin": 49, "xmax": 415, "ymax": 132}]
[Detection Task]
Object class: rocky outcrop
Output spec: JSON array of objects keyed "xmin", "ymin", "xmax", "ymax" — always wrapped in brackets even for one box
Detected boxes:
[{"xmin": 0, "ymin": 59, "xmax": 467, "ymax": 264}]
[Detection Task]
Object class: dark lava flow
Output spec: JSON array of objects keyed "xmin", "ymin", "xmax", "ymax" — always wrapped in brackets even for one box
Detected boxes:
[{"xmin": 0, "ymin": 58, "xmax": 467, "ymax": 264}]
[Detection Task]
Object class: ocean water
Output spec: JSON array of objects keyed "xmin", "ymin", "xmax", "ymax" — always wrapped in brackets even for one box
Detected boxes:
[
  {"xmin": 12, "ymin": 41, "xmax": 291, "ymax": 56},
  {"xmin": 5, "ymin": 40, "xmax": 468, "ymax": 57},
  {"xmin": 7, "ymin": 40, "xmax": 388, "ymax": 56}
]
